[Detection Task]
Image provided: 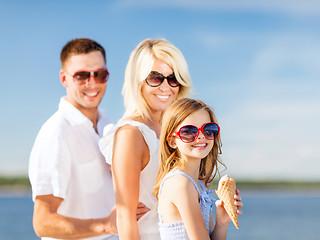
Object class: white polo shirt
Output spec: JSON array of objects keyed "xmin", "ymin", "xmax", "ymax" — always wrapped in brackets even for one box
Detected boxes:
[{"xmin": 29, "ymin": 97, "xmax": 116, "ymax": 240}]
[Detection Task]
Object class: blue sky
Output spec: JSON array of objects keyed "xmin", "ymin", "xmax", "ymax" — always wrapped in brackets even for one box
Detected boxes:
[{"xmin": 1, "ymin": 0, "xmax": 319, "ymax": 180}]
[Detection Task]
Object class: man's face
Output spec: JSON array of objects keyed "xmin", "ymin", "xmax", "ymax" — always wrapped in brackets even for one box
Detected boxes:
[{"xmin": 60, "ymin": 51, "xmax": 107, "ymax": 113}]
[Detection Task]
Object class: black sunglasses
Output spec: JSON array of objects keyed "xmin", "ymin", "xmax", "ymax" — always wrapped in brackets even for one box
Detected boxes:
[{"xmin": 145, "ymin": 71, "xmax": 181, "ymax": 87}]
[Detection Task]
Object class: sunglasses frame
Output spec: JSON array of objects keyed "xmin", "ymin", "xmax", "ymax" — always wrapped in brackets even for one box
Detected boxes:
[
  {"xmin": 170, "ymin": 122, "xmax": 220, "ymax": 143},
  {"xmin": 145, "ymin": 71, "xmax": 181, "ymax": 88},
  {"xmin": 70, "ymin": 68, "xmax": 109, "ymax": 85}
]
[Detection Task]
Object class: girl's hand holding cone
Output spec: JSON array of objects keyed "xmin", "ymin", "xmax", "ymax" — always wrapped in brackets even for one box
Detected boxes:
[{"xmin": 215, "ymin": 175, "xmax": 243, "ymax": 229}]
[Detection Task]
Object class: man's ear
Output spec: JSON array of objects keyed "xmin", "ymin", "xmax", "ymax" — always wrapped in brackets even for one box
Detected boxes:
[
  {"xmin": 59, "ymin": 69, "xmax": 68, "ymax": 87},
  {"xmin": 168, "ymin": 136, "xmax": 177, "ymax": 149}
]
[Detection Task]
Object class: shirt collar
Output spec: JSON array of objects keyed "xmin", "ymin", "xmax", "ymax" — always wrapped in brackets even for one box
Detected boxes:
[{"xmin": 59, "ymin": 97, "xmax": 104, "ymax": 132}]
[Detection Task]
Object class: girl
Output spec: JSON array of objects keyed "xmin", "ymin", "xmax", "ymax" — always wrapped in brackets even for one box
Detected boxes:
[
  {"xmin": 153, "ymin": 98, "xmax": 243, "ymax": 240},
  {"xmin": 99, "ymin": 39, "xmax": 192, "ymax": 240}
]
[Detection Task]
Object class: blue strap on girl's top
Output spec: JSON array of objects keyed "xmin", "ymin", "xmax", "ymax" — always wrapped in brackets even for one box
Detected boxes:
[{"xmin": 198, "ymin": 181, "xmax": 215, "ymax": 232}]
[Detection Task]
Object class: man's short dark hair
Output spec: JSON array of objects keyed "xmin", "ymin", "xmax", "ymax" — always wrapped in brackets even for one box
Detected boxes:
[{"xmin": 60, "ymin": 38, "xmax": 106, "ymax": 68}]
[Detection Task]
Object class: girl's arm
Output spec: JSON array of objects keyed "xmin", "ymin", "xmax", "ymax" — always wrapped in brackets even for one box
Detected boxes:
[
  {"xmin": 209, "ymin": 201, "xmax": 228, "ymax": 240},
  {"xmin": 112, "ymin": 125, "xmax": 149, "ymax": 240},
  {"xmin": 165, "ymin": 175, "xmax": 211, "ymax": 240}
]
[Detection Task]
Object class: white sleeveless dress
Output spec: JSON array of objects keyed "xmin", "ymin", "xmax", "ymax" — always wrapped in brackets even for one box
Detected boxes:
[{"xmin": 99, "ymin": 119, "xmax": 160, "ymax": 240}]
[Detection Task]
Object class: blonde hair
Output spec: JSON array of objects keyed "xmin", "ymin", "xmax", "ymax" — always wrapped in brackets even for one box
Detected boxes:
[
  {"xmin": 121, "ymin": 39, "xmax": 192, "ymax": 121},
  {"xmin": 153, "ymin": 98, "xmax": 224, "ymax": 199}
]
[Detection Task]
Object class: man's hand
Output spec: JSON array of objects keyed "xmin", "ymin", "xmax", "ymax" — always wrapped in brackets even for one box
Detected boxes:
[
  {"xmin": 136, "ymin": 202, "xmax": 150, "ymax": 221},
  {"xmin": 95, "ymin": 206, "xmax": 117, "ymax": 235}
]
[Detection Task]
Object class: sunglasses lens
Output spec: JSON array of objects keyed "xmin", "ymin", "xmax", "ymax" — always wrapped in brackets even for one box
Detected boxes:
[
  {"xmin": 203, "ymin": 123, "xmax": 219, "ymax": 140},
  {"xmin": 95, "ymin": 70, "xmax": 109, "ymax": 83},
  {"xmin": 167, "ymin": 74, "xmax": 180, "ymax": 87},
  {"xmin": 73, "ymin": 71, "xmax": 91, "ymax": 82},
  {"xmin": 179, "ymin": 126, "xmax": 198, "ymax": 143},
  {"xmin": 146, "ymin": 72, "xmax": 163, "ymax": 87},
  {"xmin": 73, "ymin": 70, "xmax": 109, "ymax": 84}
]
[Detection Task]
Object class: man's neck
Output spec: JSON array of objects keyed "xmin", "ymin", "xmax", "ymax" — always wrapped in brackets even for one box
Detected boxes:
[
  {"xmin": 82, "ymin": 108, "xmax": 99, "ymax": 133},
  {"xmin": 64, "ymin": 98, "xmax": 100, "ymax": 132}
]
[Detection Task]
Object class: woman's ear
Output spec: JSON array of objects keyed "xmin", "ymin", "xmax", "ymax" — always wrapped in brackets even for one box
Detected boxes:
[{"xmin": 168, "ymin": 136, "xmax": 177, "ymax": 149}]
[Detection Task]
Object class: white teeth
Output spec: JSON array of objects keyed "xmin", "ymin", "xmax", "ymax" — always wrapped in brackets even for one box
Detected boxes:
[
  {"xmin": 194, "ymin": 144, "xmax": 206, "ymax": 147},
  {"xmin": 156, "ymin": 95, "xmax": 169, "ymax": 99},
  {"xmin": 86, "ymin": 92, "xmax": 98, "ymax": 97}
]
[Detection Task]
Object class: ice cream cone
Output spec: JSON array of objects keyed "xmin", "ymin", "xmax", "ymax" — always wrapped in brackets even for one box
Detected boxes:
[{"xmin": 215, "ymin": 177, "xmax": 239, "ymax": 229}]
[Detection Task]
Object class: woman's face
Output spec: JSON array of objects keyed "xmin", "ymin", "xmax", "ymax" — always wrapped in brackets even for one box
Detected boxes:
[{"xmin": 141, "ymin": 59, "xmax": 180, "ymax": 115}]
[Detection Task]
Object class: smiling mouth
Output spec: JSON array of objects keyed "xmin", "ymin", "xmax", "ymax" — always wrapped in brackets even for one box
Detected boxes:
[
  {"xmin": 155, "ymin": 95, "xmax": 170, "ymax": 100},
  {"xmin": 192, "ymin": 143, "xmax": 208, "ymax": 148},
  {"xmin": 84, "ymin": 92, "xmax": 99, "ymax": 98}
]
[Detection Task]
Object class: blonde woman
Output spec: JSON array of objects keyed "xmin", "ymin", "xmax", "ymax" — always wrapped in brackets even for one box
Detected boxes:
[{"xmin": 99, "ymin": 39, "xmax": 192, "ymax": 240}]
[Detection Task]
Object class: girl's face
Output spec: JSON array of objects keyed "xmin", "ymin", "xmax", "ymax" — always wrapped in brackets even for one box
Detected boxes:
[
  {"xmin": 172, "ymin": 109, "xmax": 214, "ymax": 162},
  {"xmin": 141, "ymin": 59, "xmax": 180, "ymax": 115}
]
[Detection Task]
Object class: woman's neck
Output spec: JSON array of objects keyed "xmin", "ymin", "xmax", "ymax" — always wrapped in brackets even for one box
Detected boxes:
[{"xmin": 133, "ymin": 111, "xmax": 162, "ymax": 138}]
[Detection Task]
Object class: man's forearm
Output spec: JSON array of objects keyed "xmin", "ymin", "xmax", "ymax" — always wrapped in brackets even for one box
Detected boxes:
[{"xmin": 34, "ymin": 213, "xmax": 115, "ymax": 239}]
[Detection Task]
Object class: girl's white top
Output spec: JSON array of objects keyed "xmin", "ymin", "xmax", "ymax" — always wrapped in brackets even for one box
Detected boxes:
[
  {"xmin": 157, "ymin": 170, "xmax": 215, "ymax": 240},
  {"xmin": 99, "ymin": 119, "xmax": 160, "ymax": 240}
]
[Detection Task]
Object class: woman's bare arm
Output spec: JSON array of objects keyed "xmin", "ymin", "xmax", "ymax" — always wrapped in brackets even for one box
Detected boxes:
[{"xmin": 112, "ymin": 125, "xmax": 149, "ymax": 240}]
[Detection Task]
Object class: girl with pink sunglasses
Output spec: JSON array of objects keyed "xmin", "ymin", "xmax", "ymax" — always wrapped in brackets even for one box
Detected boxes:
[{"xmin": 153, "ymin": 98, "xmax": 243, "ymax": 240}]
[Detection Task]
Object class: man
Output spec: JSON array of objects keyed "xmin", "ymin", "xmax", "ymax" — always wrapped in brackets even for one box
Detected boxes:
[{"xmin": 29, "ymin": 38, "xmax": 145, "ymax": 240}]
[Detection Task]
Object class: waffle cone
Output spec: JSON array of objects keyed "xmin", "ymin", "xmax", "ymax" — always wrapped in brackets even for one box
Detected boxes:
[{"xmin": 215, "ymin": 178, "xmax": 239, "ymax": 229}]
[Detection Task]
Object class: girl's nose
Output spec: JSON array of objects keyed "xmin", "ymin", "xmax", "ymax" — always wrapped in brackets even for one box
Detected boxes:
[{"xmin": 197, "ymin": 130, "xmax": 205, "ymax": 140}]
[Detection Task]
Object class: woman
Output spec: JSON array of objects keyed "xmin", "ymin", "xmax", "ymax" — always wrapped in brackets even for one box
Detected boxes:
[{"xmin": 99, "ymin": 38, "xmax": 192, "ymax": 239}]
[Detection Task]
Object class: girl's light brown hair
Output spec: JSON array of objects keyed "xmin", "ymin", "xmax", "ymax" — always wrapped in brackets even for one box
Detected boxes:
[{"xmin": 153, "ymin": 98, "xmax": 224, "ymax": 199}]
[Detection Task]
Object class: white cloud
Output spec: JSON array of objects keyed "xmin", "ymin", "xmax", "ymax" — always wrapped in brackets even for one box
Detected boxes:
[
  {"xmin": 193, "ymin": 28, "xmax": 320, "ymax": 74},
  {"xmin": 217, "ymin": 89, "xmax": 320, "ymax": 180},
  {"xmin": 222, "ymin": 142, "xmax": 320, "ymax": 181},
  {"xmin": 116, "ymin": 0, "xmax": 320, "ymax": 16},
  {"xmin": 249, "ymin": 34, "xmax": 320, "ymax": 81},
  {"xmin": 195, "ymin": 29, "xmax": 320, "ymax": 180},
  {"xmin": 192, "ymin": 31, "xmax": 232, "ymax": 49},
  {"xmin": 0, "ymin": 163, "xmax": 28, "ymax": 177}
]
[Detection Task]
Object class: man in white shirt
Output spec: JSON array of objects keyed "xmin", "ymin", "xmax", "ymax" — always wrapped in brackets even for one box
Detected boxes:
[{"xmin": 29, "ymin": 38, "xmax": 147, "ymax": 240}]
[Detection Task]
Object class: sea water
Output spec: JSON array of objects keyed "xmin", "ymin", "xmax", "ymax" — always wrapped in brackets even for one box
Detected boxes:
[
  {"xmin": 225, "ymin": 189, "xmax": 320, "ymax": 240},
  {"xmin": 0, "ymin": 189, "xmax": 319, "ymax": 240}
]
